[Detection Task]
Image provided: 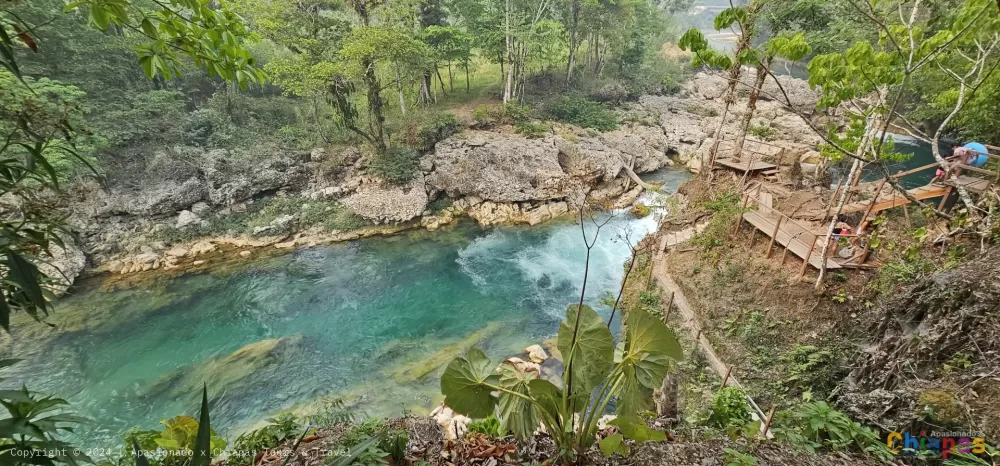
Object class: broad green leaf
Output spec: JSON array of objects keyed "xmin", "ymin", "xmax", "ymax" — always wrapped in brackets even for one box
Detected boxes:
[
  {"xmin": 527, "ymin": 378, "xmax": 563, "ymax": 431},
  {"xmin": 598, "ymin": 433, "xmax": 629, "ymax": 456},
  {"xmin": 610, "ymin": 415, "xmax": 667, "ymax": 443},
  {"xmin": 616, "ymin": 308, "xmax": 681, "ymax": 420},
  {"xmin": 192, "ymin": 385, "xmax": 212, "ymax": 466},
  {"xmin": 440, "ymin": 348, "xmax": 499, "ymax": 418},
  {"xmin": 497, "ymin": 361, "xmax": 539, "ymax": 440},
  {"xmin": 557, "ymin": 305, "xmax": 613, "ymax": 409},
  {"xmin": 6, "ymin": 252, "xmax": 46, "ymax": 312}
]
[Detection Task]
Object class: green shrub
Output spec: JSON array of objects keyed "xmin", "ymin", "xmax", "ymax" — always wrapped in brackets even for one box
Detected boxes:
[
  {"xmin": 502, "ymin": 102, "xmax": 532, "ymax": 123},
  {"xmin": 514, "ymin": 121, "xmax": 551, "ymax": 138},
  {"xmin": 748, "ymin": 124, "xmax": 776, "ymax": 141},
  {"xmin": 630, "ymin": 202, "xmax": 651, "ymax": 218},
  {"xmin": 544, "ymin": 95, "xmax": 618, "ymax": 131},
  {"xmin": 472, "ymin": 104, "xmax": 496, "ymax": 127},
  {"xmin": 126, "ymin": 415, "xmax": 228, "ymax": 466},
  {"xmin": 427, "ymin": 197, "xmax": 453, "ymax": 212},
  {"xmin": 467, "ymin": 414, "xmax": 504, "ymax": 438},
  {"xmin": 773, "ymin": 402, "xmax": 892, "ymax": 460},
  {"xmin": 229, "ymin": 426, "xmax": 282, "ymax": 466},
  {"xmin": 708, "ymin": 386, "xmax": 751, "ymax": 428},
  {"xmin": 472, "ymin": 103, "xmax": 532, "ymax": 128},
  {"xmin": 368, "ymin": 147, "xmax": 419, "ymax": 184},
  {"xmin": 405, "ymin": 112, "xmax": 461, "ymax": 152}
]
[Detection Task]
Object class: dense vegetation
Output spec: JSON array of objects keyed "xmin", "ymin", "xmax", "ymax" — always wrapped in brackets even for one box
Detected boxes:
[{"xmin": 3, "ymin": 0, "xmax": 1000, "ymax": 464}]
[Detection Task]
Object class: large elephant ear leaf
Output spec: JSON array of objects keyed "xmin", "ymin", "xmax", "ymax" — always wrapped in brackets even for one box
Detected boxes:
[
  {"xmin": 497, "ymin": 361, "xmax": 539, "ymax": 441},
  {"xmin": 440, "ymin": 348, "xmax": 499, "ymax": 418},
  {"xmin": 623, "ymin": 307, "xmax": 682, "ymax": 387},
  {"xmin": 528, "ymin": 378, "xmax": 563, "ymax": 433},
  {"xmin": 557, "ymin": 304, "xmax": 613, "ymax": 408},
  {"xmin": 617, "ymin": 308, "xmax": 682, "ymax": 419},
  {"xmin": 610, "ymin": 415, "xmax": 666, "ymax": 443}
]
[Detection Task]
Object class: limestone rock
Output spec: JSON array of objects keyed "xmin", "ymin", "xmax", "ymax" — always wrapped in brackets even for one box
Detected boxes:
[
  {"xmin": 341, "ymin": 174, "xmax": 428, "ymax": 224},
  {"xmin": 189, "ymin": 240, "xmax": 216, "ymax": 256},
  {"xmin": 428, "ymin": 132, "xmax": 576, "ymax": 202},
  {"xmin": 176, "ymin": 210, "xmax": 201, "ymax": 228},
  {"xmin": 525, "ymin": 344, "xmax": 549, "ymax": 364},
  {"xmin": 135, "ymin": 252, "xmax": 159, "ymax": 264},
  {"xmin": 239, "ymin": 250, "xmax": 252, "ymax": 258},
  {"xmin": 190, "ymin": 201, "xmax": 211, "ymax": 216},
  {"xmin": 429, "ymin": 405, "xmax": 471, "ymax": 440},
  {"xmin": 37, "ymin": 238, "xmax": 86, "ymax": 296},
  {"xmin": 505, "ymin": 357, "xmax": 541, "ymax": 374},
  {"xmin": 165, "ymin": 246, "xmax": 189, "ymax": 258}
]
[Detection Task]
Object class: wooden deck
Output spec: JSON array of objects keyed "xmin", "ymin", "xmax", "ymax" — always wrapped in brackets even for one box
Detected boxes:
[
  {"xmin": 836, "ymin": 183, "xmax": 951, "ymax": 215},
  {"xmin": 742, "ymin": 211, "xmax": 841, "ymax": 270},
  {"xmin": 715, "ymin": 157, "xmax": 778, "ymax": 173}
]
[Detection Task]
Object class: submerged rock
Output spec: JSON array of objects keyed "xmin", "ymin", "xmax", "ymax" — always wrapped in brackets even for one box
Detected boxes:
[{"xmin": 141, "ymin": 334, "xmax": 307, "ymax": 400}]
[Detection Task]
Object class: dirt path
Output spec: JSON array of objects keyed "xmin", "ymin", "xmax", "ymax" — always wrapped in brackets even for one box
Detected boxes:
[{"xmin": 652, "ymin": 251, "xmax": 770, "ymax": 426}]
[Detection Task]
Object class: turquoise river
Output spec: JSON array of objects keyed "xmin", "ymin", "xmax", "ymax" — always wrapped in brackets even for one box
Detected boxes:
[{"xmin": 0, "ymin": 169, "xmax": 690, "ymax": 451}]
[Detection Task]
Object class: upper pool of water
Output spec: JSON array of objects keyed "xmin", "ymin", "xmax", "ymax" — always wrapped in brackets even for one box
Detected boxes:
[{"xmin": 1, "ymin": 169, "xmax": 689, "ymax": 449}]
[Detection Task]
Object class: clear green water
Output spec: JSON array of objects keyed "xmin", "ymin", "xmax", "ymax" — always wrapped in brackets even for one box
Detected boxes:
[{"xmin": 1, "ymin": 169, "xmax": 689, "ymax": 449}]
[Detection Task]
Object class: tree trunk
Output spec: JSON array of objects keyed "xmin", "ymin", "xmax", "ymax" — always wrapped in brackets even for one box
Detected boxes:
[
  {"xmin": 503, "ymin": 0, "xmax": 513, "ymax": 103},
  {"xmin": 395, "ymin": 63, "xmax": 407, "ymax": 115},
  {"xmin": 435, "ymin": 66, "xmax": 447, "ymax": 95},
  {"xmin": 816, "ymin": 111, "xmax": 882, "ymax": 288},
  {"xmin": 448, "ymin": 61, "xmax": 454, "ymax": 92},
  {"xmin": 419, "ymin": 72, "xmax": 434, "ymax": 105},
  {"xmin": 465, "ymin": 60, "xmax": 471, "ymax": 93},
  {"xmin": 706, "ymin": 0, "xmax": 760, "ymax": 171},
  {"xmin": 565, "ymin": 0, "xmax": 580, "ymax": 83},
  {"xmin": 363, "ymin": 57, "xmax": 387, "ymax": 153},
  {"xmin": 734, "ymin": 60, "xmax": 770, "ymax": 158}
]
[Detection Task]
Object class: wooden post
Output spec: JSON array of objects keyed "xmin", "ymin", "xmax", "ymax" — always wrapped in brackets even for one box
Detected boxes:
[
  {"xmin": 825, "ymin": 178, "xmax": 844, "ymax": 219},
  {"xmin": 902, "ymin": 203, "xmax": 911, "ymax": 228},
  {"xmin": 798, "ymin": 234, "xmax": 819, "ymax": 281},
  {"xmin": 760, "ymin": 406, "xmax": 777, "ymax": 439},
  {"xmin": 664, "ymin": 292, "xmax": 675, "ymax": 319},
  {"xmin": 765, "ymin": 216, "xmax": 783, "ymax": 258},
  {"xmin": 732, "ymin": 194, "xmax": 750, "ymax": 237},
  {"xmin": 695, "ymin": 328, "xmax": 702, "ymax": 341},
  {"xmin": 721, "ymin": 365, "xmax": 733, "ymax": 387},
  {"xmin": 749, "ymin": 228, "xmax": 758, "ymax": 249},
  {"xmin": 938, "ymin": 186, "xmax": 953, "ymax": 211},
  {"xmin": 856, "ymin": 176, "xmax": 888, "ymax": 233},
  {"xmin": 645, "ymin": 255, "xmax": 655, "ymax": 290}
]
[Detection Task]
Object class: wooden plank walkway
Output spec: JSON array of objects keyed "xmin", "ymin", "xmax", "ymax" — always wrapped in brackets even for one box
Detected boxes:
[
  {"xmin": 948, "ymin": 174, "xmax": 992, "ymax": 193},
  {"xmin": 837, "ymin": 183, "xmax": 950, "ymax": 215},
  {"xmin": 742, "ymin": 211, "xmax": 841, "ymax": 270}
]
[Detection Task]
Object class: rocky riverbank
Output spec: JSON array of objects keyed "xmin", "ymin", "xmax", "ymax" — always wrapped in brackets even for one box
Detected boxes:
[{"xmin": 48, "ymin": 71, "xmax": 825, "ymax": 290}]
